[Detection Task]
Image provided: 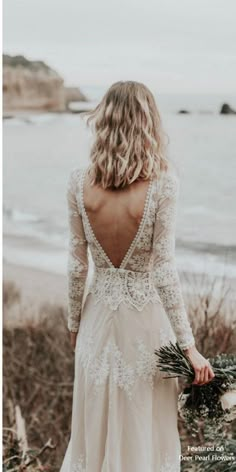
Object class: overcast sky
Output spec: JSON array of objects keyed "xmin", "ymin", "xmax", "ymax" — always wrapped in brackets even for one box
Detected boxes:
[{"xmin": 3, "ymin": 0, "xmax": 236, "ymax": 94}]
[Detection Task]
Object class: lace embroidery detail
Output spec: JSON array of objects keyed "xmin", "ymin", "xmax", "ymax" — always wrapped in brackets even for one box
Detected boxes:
[
  {"xmin": 158, "ymin": 284, "xmax": 184, "ymax": 309},
  {"xmin": 66, "ymin": 168, "xmax": 195, "ymax": 348},
  {"xmin": 70, "ymin": 449, "xmax": 180, "ymax": 471},
  {"xmin": 125, "ymin": 177, "xmax": 157, "ymax": 272},
  {"xmin": 135, "ymin": 224, "xmax": 154, "ymax": 250},
  {"xmin": 128, "ymin": 252, "xmax": 150, "ymax": 271},
  {"xmin": 160, "ymin": 451, "xmax": 181, "ymax": 472},
  {"xmin": 66, "ymin": 168, "xmax": 88, "ymax": 332},
  {"xmin": 88, "ymin": 267, "xmax": 162, "ymax": 311},
  {"xmin": 165, "ymin": 308, "xmax": 195, "ymax": 350},
  {"xmin": 135, "ymin": 339, "xmax": 158, "ymax": 387},
  {"xmin": 153, "ymin": 260, "xmax": 178, "ymax": 287},
  {"xmin": 152, "ymin": 172, "xmax": 195, "ymax": 350},
  {"xmin": 119, "ymin": 177, "xmax": 154, "ymax": 269},
  {"xmin": 80, "ymin": 168, "xmax": 113, "ymax": 269},
  {"xmin": 88, "ymin": 243, "xmax": 107, "ymax": 269},
  {"xmin": 153, "ymin": 237, "xmax": 175, "ymax": 260},
  {"xmin": 71, "ymin": 453, "xmax": 86, "ymax": 472},
  {"xmin": 76, "ymin": 326, "xmax": 160, "ymax": 399},
  {"xmin": 67, "ymin": 245, "xmax": 87, "ymax": 275},
  {"xmin": 159, "ymin": 326, "xmax": 176, "ymax": 347},
  {"xmin": 70, "ymin": 451, "xmax": 180, "ymax": 472}
]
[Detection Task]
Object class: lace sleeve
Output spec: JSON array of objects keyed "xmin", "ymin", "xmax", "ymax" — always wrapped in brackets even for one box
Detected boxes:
[
  {"xmin": 66, "ymin": 169, "xmax": 88, "ymax": 332},
  {"xmin": 153, "ymin": 172, "xmax": 195, "ymax": 350}
]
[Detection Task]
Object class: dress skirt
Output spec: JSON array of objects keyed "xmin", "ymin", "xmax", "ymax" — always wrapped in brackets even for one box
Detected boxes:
[{"xmin": 60, "ymin": 292, "xmax": 181, "ymax": 472}]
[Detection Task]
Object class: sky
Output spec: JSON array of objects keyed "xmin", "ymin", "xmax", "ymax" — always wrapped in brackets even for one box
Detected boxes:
[{"xmin": 3, "ymin": 0, "xmax": 236, "ymax": 95}]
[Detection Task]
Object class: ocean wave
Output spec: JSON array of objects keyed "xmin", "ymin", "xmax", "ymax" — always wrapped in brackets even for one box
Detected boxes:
[
  {"xmin": 177, "ymin": 238, "xmax": 236, "ymax": 258},
  {"xmin": 4, "ymin": 205, "xmax": 236, "ymax": 257},
  {"xmin": 3, "ymin": 206, "xmax": 67, "ymax": 249},
  {"xmin": 3, "ymin": 203, "xmax": 236, "ymax": 280},
  {"xmin": 3, "ymin": 206, "xmax": 43, "ymax": 223}
]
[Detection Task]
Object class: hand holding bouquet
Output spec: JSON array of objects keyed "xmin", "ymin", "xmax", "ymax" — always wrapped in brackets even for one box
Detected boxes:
[
  {"xmin": 155, "ymin": 342, "xmax": 236, "ymax": 424},
  {"xmin": 182, "ymin": 344, "xmax": 215, "ymax": 385}
]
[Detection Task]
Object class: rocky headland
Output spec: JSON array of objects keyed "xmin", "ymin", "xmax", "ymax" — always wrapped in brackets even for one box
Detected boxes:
[{"xmin": 3, "ymin": 54, "xmax": 87, "ymax": 114}]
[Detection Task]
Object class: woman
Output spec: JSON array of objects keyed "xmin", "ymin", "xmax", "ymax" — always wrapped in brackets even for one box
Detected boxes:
[{"xmin": 60, "ymin": 81, "xmax": 215, "ymax": 472}]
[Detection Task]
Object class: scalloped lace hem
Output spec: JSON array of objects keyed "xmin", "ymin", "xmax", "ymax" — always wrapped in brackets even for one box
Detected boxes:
[{"xmin": 87, "ymin": 267, "xmax": 162, "ymax": 311}]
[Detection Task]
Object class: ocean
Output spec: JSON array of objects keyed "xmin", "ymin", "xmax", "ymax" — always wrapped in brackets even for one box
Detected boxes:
[{"xmin": 3, "ymin": 93, "xmax": 236, "ymax": 293}]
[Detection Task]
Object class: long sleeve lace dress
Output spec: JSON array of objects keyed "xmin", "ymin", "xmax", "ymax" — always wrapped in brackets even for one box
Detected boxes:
[{"xmin": 59, "ymin": 166, "xmax": 195, "ymax": 472}]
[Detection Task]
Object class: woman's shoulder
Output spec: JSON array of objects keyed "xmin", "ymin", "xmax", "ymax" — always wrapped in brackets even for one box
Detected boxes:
[
  {"xmin": 67, "ymin": 165, "xmax": 88, "ymax": 191},
  {"xmin": 68, "ymin": 164, "xmax": 87, "ymax": 180},
  {"xmin": 158, "ymin": 164, "xmax": 180, "ymax": 198}
]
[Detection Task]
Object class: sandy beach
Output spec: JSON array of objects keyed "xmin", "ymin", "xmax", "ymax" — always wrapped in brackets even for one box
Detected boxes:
[
  {"xmin": 3, "ymin": 261, "xmax": 67, "ymax": 327},
  {"xmin": 3, "ymin": 257, "xmax": 235, "ymax": 328},
  {"xmin": 3, "ymin": 261, "xmax": 67, "ymax": 306},
  {"xmin": 3, "ymin": 109, "xmax": 236, "ymax": 332}
]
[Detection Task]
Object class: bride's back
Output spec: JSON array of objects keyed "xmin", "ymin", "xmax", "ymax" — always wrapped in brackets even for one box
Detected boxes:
[
  {"xmin": 73, "ymin": 80, "xmax": 168, "ymax": 273},
  {"xmin": 83, "ymin": 175, "xmax": 152, "ymax": 268}
]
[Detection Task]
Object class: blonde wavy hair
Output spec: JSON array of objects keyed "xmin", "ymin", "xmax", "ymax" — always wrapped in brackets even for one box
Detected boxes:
[{"xmin": 83, "ymin": 81, "xmax": 168, "ymax": 189}]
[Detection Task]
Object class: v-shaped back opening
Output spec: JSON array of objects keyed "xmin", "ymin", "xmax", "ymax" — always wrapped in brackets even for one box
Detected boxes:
[{"xmin": 80, "ymin": 168, "xmax": 153, "ymax": 270}]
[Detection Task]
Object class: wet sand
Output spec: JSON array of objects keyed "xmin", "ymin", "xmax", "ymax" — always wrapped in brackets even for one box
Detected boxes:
[{"xmin": 3, "ymin": 261, "xmax": 67, "ymax": 327}]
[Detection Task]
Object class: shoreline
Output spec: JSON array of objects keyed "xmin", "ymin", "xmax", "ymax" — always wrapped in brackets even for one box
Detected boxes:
[
  {"xmin": 3, "ymin": 261, "xmax": 67, "ymax": 309},
  {"xmin": 3, "ymin": 101, "xmax": 95, "ymax": 119},
  {"xmin": 3, "ymin": 258, "xmax": 235, "ymax": 329}
]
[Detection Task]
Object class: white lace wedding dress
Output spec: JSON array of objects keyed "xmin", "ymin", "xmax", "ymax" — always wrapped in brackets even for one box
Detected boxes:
[{"xmin": 60, "ymin": 166, "xmax": 195, "ymax": 472}]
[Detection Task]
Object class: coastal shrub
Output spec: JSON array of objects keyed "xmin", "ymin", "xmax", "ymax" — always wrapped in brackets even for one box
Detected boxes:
[{"xmin": 2, "ymin": 278, "xmax": 236, "ymax": 470}]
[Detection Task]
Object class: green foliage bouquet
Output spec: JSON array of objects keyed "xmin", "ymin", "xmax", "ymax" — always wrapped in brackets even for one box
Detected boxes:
[
  {"xmin": 155, "ymin": 342, "xmax": 236, "ymax": 470},
  {"xmin": 155, "ymin": 342, "xmax": 236, "ymax": 428}
]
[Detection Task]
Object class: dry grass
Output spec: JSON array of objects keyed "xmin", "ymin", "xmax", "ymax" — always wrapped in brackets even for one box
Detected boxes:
[
  {"xmin": 2, "ymin": 277, "xmax": 236, "ymax": 471},
  {"xmin": 183, "ymin": 272, "xmax": 236, "ymax": 357},
  {"xmin": 3, "ymin": 281, "xmax": 74, "ymax": 471},
  {"xmin": 179, "ymin": 273, "xmax": 236, "ymax": 469}
]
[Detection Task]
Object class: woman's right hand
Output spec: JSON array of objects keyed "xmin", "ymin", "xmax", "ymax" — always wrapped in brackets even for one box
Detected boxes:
[{"xmin": 182, "ymin": 345, "xmax": 215, "ymax": 385}]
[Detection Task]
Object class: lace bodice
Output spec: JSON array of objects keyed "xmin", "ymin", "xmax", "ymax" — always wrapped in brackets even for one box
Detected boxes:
[{"xmin": 66, "ymin": 166, "xmax": 195, "ymax": 350}]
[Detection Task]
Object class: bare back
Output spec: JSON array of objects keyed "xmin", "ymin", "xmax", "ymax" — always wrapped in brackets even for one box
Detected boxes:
[
  {"xmin": 83, "ymin": 175, "xmax": 151, "ymax": 268},
  {"xmin": 66, "ymin": 165, "xmax": 195, "ymax": 349}
]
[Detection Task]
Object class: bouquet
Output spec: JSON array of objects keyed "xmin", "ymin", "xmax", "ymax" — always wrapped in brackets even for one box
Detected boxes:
[{"xmin": 155, "ymin": 342, "xmax": 236, "ymax": 427}]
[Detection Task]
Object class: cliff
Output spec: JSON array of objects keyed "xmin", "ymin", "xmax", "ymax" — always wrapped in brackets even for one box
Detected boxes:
[{"xmin": 3, "ymin": 54, "xmax": 87, "ymax": 113}]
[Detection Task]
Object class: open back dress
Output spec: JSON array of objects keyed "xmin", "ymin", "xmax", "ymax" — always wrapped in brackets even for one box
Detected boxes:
[{"xmin": 59, "ymin": 165, "xmax": 195, "ymax": 472}]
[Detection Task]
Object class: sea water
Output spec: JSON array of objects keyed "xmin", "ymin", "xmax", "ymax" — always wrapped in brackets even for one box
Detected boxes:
[{"xmin": 3, "ymin": 95, "xmax": 236, "ymax": 291}]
